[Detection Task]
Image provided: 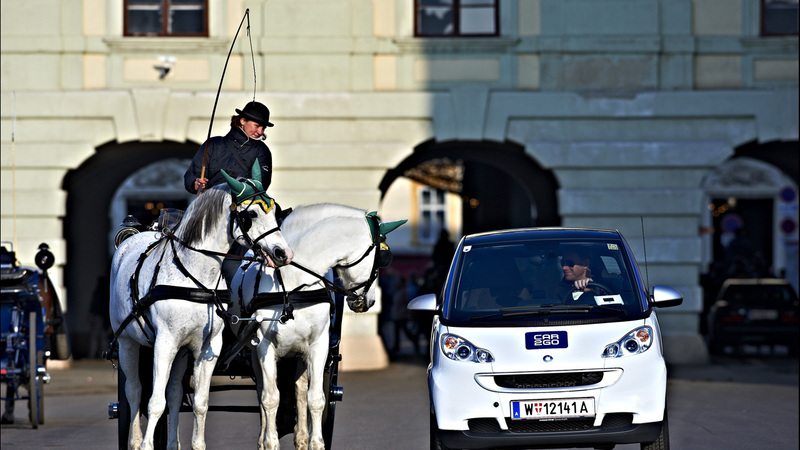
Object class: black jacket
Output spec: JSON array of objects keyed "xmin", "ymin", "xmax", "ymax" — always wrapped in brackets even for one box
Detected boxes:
[{"xmin": 184, "ymin": 127, "xmax": 273, "ymax": 194}]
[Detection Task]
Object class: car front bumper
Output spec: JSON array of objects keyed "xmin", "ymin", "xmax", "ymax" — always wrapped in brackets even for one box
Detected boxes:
[{"xmin": 438, "ymin": 420, "xmax": 663, "ymax": 450}]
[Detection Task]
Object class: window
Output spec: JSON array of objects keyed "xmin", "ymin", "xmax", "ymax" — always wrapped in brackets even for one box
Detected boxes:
[
  {"xmin": 415, "ymin": 0, "xmax": 499, "ymax": 37},
  {"xmin": 418, "ymin": 186, "xmax": 448, "ymax": 244},
  {"xmin": 761, "ymin": 0, "xmax": 799, "ymax": 36},
  {"xmin": 124, "ymin": 0, "xmax": 208, "ymax": 37}
]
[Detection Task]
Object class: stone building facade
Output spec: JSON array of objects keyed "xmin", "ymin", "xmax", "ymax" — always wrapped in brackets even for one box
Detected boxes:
[{"xmin": 1, "ymin": 0, "xmax": 797, "ymax": 366}]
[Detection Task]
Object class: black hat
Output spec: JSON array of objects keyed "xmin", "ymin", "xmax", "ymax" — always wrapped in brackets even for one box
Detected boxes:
[{"xmin": 235, "ymin": 101, "xmax": 274, "ymax": 127}]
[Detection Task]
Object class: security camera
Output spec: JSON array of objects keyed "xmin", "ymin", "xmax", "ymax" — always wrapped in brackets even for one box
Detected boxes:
[{"xmin": 154, "ymin": 56, "xmax": 176, "ymax": 80}]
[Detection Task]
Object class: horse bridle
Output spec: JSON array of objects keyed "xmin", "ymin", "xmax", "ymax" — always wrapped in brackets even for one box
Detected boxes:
[
  {"xmin": 330, "ymin": 213, "xmax": 391, "ymax": 311},
  {"xmin": 267, "ymin": 213, "xmax": 389, "ymax": 315},
  {"xmin": 228, "ymin": 183, "xmax": 282, "ymax": 254}
]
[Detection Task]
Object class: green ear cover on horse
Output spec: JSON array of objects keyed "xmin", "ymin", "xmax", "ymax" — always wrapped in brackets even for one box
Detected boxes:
[
  {"xmin": 221, "ymin": 169, "xmax": 244, "ymax": 197},
  {"xmin": 221, "ymin": 158, "xmax": 264, "ymax": 203},
  {"xmin": 379, "ymin": 219, "xmax": 407, "ymax": 235}
]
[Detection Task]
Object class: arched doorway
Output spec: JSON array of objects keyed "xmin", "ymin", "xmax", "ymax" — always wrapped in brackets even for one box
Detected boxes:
[
  {"xmin": 380, "ymin": 139, "xmax": 560, "ymax": 235},
  {"xmin": 107, "ymin": 158, "xmax": 193, "ymax": 253},
  {"xmin": 378, "ymin": 139, "xmax": 559, "ymax": 280},
  {"xmin": 62, "ymin": 141, "xmax": 198, "ymax": 357},
  {"xmin": 700, "ymin": 144, "xmax": 800, "ymax": 327}
]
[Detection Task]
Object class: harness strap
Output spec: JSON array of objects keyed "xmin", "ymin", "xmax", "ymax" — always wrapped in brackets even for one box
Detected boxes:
[
  {"xmin": 169, "ymin": 238, "xmax": 233, "ymax": 321},
  {"xmin": 250, "ymin": 226, "xmax": 281, "ymax": 245},
  {"xmin": 162, "ymin": 229, "xmax": 263, "ymax": 262},
  {"xmin": 336, "ymin": 243, "xmax": 375, "ymax": 269},
  {"xmin": 103, "ymin": 284, "xmax": 229, "ymax": 360},
  {"xmin": 245, "ymin": 288, "xmax": 331, "ymax": 314}
]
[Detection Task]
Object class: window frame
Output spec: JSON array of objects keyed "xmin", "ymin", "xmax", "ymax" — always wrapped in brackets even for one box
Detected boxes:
[
  {"xmin": 760, "ymin": 0, "xmax": 799, "ymax": 36},
  {"xmin": 414, "ymin": 0, "xmax": 500, "ymax": 38},
  {"xmin": 417, "ymin": 186, "xmax": 449, "ymax": 245},
  {"xmin": 124, "ymin": 0, "xmax": 209, "ymax": 37}
]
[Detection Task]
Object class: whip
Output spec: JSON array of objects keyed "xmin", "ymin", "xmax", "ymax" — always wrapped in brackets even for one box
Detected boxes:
[{"xmin": 199, "ymin": 8, "xmax": 257, "ymax": 194}]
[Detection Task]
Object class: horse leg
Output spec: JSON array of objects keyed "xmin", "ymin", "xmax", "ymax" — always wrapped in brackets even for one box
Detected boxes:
[
  {"xmin": 256, "ymin": 341, "xmax": 281, "ymax": 450},
  {"xmin": 293, "ymin": 362, "xmax": 310, "ymax": 450},
  {"xmin": 166, "ymin": 349, "xmax": 189, "ymax": 450},
  {"xmin": 251, "ymin": 348, "xmax": 268, "ymax": 450},
  {"xmin": 141, "ymin": 338, "xmax": 179, "ymax": 450},
  {"xmin": 188, "ymin": 332, "xmax": 222, "ymax": 450},
  {"xmin": 306, "ymin": 342, "xmax": 329, "ymax": 450},
  {"xmin": 119, "ymin": 339, "xmax": 144, "ymax": 450}
]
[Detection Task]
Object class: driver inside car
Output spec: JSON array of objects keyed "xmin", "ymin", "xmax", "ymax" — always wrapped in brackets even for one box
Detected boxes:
[{"xmin": 548, "ymin": 248, "xmax": 604, "ymax": 304}]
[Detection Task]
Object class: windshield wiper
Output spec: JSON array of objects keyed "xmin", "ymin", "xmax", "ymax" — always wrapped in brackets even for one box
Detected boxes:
[
  {"xmin": 592, "ymin": 304, "xmax": 628, "ymax": 315},
  {"xmin": 470, "ymin": 304, "xmax": 592, "ymax": 321},
  {"xmin": 469, "ymin": 303, "xmax": 628, "ymax": 320}
]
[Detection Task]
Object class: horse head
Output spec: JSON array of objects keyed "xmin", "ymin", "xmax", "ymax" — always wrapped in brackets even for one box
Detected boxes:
[
  {"xmin": 338, "ymin": 212, "xmax": 406, "ymax": 313},
  {"xmin": 221, "ymin": 160, "xmax": 294, "ymax": 267}
]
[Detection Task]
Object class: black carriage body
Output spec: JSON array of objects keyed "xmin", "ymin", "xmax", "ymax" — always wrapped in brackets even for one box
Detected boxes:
[{"xmin": 1, "ymin": 242, "xmax": 70, "ymax": 428}]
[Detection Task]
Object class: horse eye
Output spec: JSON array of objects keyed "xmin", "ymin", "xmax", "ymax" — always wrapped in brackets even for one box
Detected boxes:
[{"xmin": 249, "ymin": 210, "xmax": 258, "ymax": 218}]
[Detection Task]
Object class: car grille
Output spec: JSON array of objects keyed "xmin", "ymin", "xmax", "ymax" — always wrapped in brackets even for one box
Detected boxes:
[
  {"xmin": 467, "ymin": 418, "xmax": 502, "ymax": 433},
  {"xmin": 467, "ymin": 413, "xmax": 633, "ymax": 434},
  {"xmin": 506, "ymin": 418, "xmax": 595, "ymax": 432},
  {"xmin": 494, "ymin": 371, "xmax": 604, "ymax": 389}
]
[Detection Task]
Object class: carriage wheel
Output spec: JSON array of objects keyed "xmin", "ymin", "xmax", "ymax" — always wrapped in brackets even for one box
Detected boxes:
[
  {"xmin": 117, "ymin": 367, "xmax": 131, "ymax": 450},
  {"xmin": 36, "ymin": 349, "xmax": 45, "ymax": 425},
  {"xmin": 321, "ymin": 353, "xmax": 341, "ymax": 449},
  {"xmin": 26, "ymin": 311, "xmax": 40, "ymax": 429}
]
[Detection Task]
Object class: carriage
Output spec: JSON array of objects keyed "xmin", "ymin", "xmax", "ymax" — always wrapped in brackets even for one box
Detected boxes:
[
  {"xmin": 1, "ymin": 242, "xmax": 71, "ymax": 428},
  {"xmin": 105, "ymin": 166, "xmax": 403, "ymax": 449}
]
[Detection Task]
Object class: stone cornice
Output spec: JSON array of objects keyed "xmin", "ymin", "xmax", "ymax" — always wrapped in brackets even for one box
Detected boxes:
[
  {"xmin": 102, "ymin": 37, "xmax": 231, "ymax": 54},
  {"xmin": 393, "ymin": 37, "xmax": 520, "ymax": 54}
]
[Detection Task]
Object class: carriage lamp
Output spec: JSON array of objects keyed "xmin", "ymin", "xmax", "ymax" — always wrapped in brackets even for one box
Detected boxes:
[
  {"xmin": 108, "ymin": 402, "xmax": 119, "ymax": 420},
  {"xmin": 441, "ymin": 333, "xmax": 494, "ymax": 363},
  {"xmin": 115, "ymin": 215, "xmax": 143, "ymax": 248},
  {"xmin": 602, "ymin": 326, "xmax": 653, "ymax": 358}
]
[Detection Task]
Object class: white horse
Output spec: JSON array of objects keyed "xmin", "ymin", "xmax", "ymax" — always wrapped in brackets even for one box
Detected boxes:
[
  {"xmin": 230, "ymin": 203, "xmax": 405, "ymax": 450},
  {"xmin": 110, "ymin": 162, "xmax": 293, "ymax": 450}
]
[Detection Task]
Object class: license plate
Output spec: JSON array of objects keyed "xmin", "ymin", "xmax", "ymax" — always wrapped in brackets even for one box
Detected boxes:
[
  {"xmin": 748, "ymin": 309, "xmax": 779, "ymax": 320},
  {"xmin": 511, "ymin": 398, "xmax": 595, "ymax": 420}
]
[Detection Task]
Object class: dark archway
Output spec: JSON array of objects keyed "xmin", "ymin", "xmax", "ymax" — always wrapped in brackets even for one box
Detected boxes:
[
  {"xmin": 699, "ymin": 140, "xmax": 800, "ymax": 330},
  {"xmin": 380, "ymin": 140, "xmax": 560, "ymax": 235},
  {"xmin": 62, "ymin": 140, "xmax": 198, "ymax": 358}
]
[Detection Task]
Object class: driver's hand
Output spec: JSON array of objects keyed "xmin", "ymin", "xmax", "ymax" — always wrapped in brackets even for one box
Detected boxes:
[
  {"xmin": 574, "ymin": 278, "xmax": 593, "ymax": 291},
  {"xmin": 194, "ymin": 177, "xmax": 208, "ymax": 192}
]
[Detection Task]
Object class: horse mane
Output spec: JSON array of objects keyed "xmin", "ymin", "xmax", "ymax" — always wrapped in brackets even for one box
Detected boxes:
[{"xmin": 176, "ymin": 185, "xmax": 231, "ymax": 247}]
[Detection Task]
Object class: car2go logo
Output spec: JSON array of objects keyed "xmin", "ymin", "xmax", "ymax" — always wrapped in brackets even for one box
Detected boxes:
[{"xmin": 525, "ymin": 331, "xmax": 568, "ymax": 349}]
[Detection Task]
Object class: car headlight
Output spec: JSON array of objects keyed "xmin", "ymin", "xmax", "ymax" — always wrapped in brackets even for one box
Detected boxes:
[
  {"xmin": 441, "ymin": 333, "xmax": 494, "ymax": 363},
  {"xmin": 602, "ymin": 326, "xmax": 653, "ymax": 358}
]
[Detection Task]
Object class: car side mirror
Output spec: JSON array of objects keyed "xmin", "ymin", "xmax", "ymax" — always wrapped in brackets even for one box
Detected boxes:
[
  {"xmin": 407, "ymin": 293, "xmax": 438, "ymax": 312},
  {"xmin": 651, "ymin": 285, "xmax": 683, "ymax": 308}
]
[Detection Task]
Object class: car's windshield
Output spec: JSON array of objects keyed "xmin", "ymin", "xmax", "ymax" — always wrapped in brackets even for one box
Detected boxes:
[{"xmin": 445, "ymin": 237, "xmax": 646, "ymax": 324}]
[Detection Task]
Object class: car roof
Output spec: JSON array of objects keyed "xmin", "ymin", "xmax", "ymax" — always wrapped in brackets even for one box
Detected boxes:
[
  {"xmin": 462, "ymin": 227, "xmax": 624, "ymax": 246},
  {"xmin": 720, "ymin": 278, "xmax": 793, "ymax": 287}
]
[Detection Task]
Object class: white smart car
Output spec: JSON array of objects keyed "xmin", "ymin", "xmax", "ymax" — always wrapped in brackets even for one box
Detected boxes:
[{"xmin": 409, "ymin": 228, "xmax": 682, "ymax": 450}]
